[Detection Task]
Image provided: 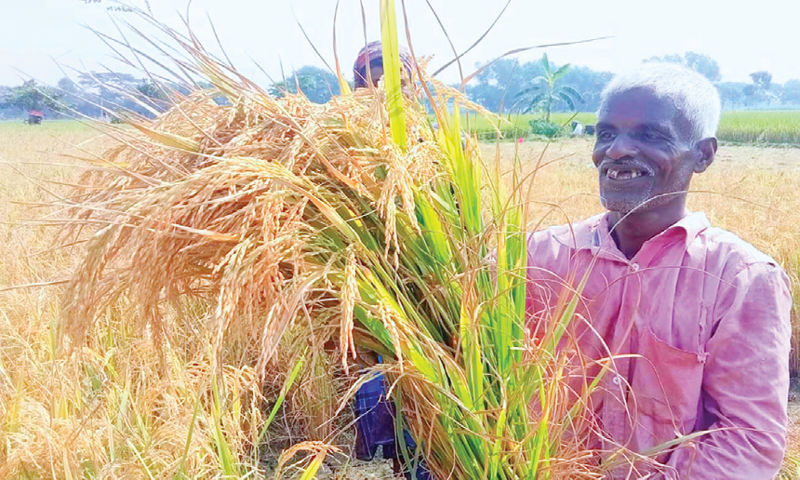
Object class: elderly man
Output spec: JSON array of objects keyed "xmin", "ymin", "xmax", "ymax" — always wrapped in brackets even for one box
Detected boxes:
[{"xmin": 525, "ymin": 63, "xmax": 791, "ymax": 478}]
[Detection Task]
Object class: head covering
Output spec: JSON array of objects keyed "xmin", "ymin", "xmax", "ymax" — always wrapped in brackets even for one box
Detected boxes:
[{"xmin": 353, "ymin": 41, "xmax": 414, "ymax": 89}]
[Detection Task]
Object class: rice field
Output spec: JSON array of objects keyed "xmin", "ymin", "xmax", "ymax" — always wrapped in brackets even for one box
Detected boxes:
[
  {"xmin": 1, "ymin": 120, "xmax": 799, "ymax": 478},
  {"xmin": 463, "ymin": 112, "xmax": 597, "ymax": 140},
  {"xmin": 466, "ymin": 110, "xmax": 800, "ymax": 146},
  {"xmin": 716, "ymin": 110, "xmax": 800, "ymax": 145}
]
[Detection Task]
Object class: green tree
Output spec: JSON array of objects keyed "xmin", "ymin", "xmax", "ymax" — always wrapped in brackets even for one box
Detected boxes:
[
  {"xmin": 78, "ymin": 72, "xmax": 140, "ymax": 101},
  {"xmin": 269, "ymin": 66, "xmax": 340, "ymax": 104},
  {"xmin": 516, "ymin": 53, "xmax": 583, "ymax": 122},
  {"xmin": 2, "ymin": 80, "xmax": 61, "ymax": 112},
  {"xmin": 781, "ymin": 79, "xmax": 800, "ymax": 106},
  {"xmin": 746, "ymin": 71, "xmax": 776, "ymax": 106},
  {"xmin": 684, "ymin": 52, "xmax": 721, "ymax": 82},
  {"xmin": 135, "ymin": 80, "xmax": 171, "ymax": 113},
  {"xmin": 55, "ymin": 74, "xmax": 174, "ymax": 118},
  {"xmin": 716, "ymin": 82, "xmax": 747, "ymax": 109},
  {"xmin": 742, "ymin": 84, "xmax": 759, "ymax": 107},
  {"xmin": 76, "ymin": 71, "xmax": 154, "ymax": 117},
  {"xmin": 57, "ymin": 77, "xmax": 79, "ymax": 95},
  {"xmin": 561, "ymin": 65, "xmax": 612, "ymax": 112},
  {"xmin": 750, "ymin": 71, "xmax": 772, "ymax": 90},
  {"xmin": 464, "ymin": 58, "xmax": 609, "ymax": 114},
  {"xmin": 0, "ymin": 86, "xmax": 11, "ymax": 105},
  {"xmin": 465, "ymin": 58, "xmax": 538, "ymax": 113}
]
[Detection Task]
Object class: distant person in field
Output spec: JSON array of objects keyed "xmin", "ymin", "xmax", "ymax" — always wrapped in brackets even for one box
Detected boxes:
[
  {"xmin": 525, "ymin": 63, "xmax": 791, "ymax": 478},
  {"xmin": 351, "ymin": 42, "xmax": 431, "ymax": 480},
  {"xmin": 352, "ymin": 40, "xmax": 414, "ymax": 90},
  {"xmin": 27, "ymin": 109, "xmax": 43, "ymax": 125}
]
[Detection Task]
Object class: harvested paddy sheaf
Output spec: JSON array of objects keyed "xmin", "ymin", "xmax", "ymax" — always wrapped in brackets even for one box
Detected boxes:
[{"xmin": 1, "ymin": 7, "xmax": 613, "ymax": 479}]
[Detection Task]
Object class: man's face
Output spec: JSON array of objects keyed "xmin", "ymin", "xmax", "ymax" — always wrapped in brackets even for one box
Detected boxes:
[
  {"xmin": 366, "ymin": 65, "xmax": 385, "ymax": 87},
  {"xmin": 592, "ymin": 88, "xmax": 700, "ymax": 214}
]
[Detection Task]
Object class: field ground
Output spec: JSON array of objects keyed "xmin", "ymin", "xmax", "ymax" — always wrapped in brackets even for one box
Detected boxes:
[{"xmin": 1, "ymin": 120, "xmax": 799, "ymax": 477}]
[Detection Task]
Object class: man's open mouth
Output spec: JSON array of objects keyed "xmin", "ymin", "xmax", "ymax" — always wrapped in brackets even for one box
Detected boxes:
[{"xmin": 602, "ymin": 164, "xmax": 655, "ymax": 181}]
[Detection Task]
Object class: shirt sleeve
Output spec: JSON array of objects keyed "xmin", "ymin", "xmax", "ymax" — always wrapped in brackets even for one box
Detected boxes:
[{"xmin": 664, "ymin": 262, "xmax": 792, "ymax": 479}]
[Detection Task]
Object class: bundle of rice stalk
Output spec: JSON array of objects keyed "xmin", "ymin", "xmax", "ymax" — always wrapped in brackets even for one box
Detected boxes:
[{"xmin": 60, "ymin": 2, "xmax": 602, "ymax": 478}]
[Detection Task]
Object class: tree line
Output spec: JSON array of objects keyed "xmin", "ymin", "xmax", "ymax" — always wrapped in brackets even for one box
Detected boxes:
[
  {"xmin": 466, "ymin": 52, "xmax": 800, "ymax": 114},
  {"xmin": 0, "ymin": 72, "xmax": 175, "ymax": 121},
  {"xmin": 3, "ymin": 51, "xmax": 800, "ymax": 121}
]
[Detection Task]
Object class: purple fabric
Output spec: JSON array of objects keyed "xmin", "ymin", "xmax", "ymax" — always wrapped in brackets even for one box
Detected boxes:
[
  {"xmin": 353, "ymin": 373, "xmax": 396, "ymax": 460},
  {"xmin": 353, "ymin": 373, "xmax": 432, "ymax": 479}
]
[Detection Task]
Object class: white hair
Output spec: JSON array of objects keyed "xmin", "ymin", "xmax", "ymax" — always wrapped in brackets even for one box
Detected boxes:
[{"xmin": 599, "ymin": 62, "xmax": 721, "ymax": 142}]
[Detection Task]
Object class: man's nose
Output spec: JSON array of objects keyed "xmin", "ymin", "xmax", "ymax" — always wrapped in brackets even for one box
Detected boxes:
[{"xmin": 606, "ymin": 134, "xmax": 638, "ymax": 160}]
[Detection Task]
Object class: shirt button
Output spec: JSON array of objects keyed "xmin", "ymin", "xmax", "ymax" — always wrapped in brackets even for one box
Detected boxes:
[
  {"xmin": 630, "ymin": 262, "xmax": 640, "ymax": 272},
  {"xmin": 612, "ymin": 375, "xmax": 622, "ymax": 385}
]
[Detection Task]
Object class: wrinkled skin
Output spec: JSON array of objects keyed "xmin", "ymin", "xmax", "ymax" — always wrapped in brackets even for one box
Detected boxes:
[{"xmin": 592, "ymin": 88, "xmax": 717, "ymax": 258}]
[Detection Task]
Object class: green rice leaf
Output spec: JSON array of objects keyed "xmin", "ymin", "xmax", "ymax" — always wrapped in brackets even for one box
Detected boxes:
[
  {"xmin": 257, "ymin": 354, "xmax": 306, "ymax": 445},
  {"xmin": 379, "ymin": 0, "xmax": 407, "ymax": 151}
]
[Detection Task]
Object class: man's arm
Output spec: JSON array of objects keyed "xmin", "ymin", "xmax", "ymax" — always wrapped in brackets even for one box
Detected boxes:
[{"xmin": 665, "ymin": 262, "xmax": 792, "ymax": 479}]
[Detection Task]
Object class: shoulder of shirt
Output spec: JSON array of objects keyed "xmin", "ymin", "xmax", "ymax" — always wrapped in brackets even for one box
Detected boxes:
[
  {"xmin": 528, "ymin": 214, "xmax": 604, "ymax": 248},
  {"xmin": 528, "ymin": 214, "xmax": 603, "ymax": 252},
  {"xmin": 698, "ymin": 225, "xmax": 782, "ymax": 274}
]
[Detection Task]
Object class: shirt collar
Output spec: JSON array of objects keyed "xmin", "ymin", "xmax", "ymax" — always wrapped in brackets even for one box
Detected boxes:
[
  {"xmin": 552, "ymin": 211, "xmax": 711, "ymax": 258},
  {"xmin": 667, "ymin": 211, "xmax": 711, "ymax": 246}
]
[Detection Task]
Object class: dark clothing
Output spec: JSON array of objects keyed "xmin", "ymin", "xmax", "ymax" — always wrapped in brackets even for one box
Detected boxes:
[
  {"xmin": 353, "ymin": 373, "xmax": 396, "ymax": 460},
  {"xmin": 353, "ymin": 373, "xmax": 432, "ymax": 479}
]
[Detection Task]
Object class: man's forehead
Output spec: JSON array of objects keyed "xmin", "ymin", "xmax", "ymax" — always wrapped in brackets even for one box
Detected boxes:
[
  {"xmin": 598, "ymin": 88, "xmax": 694, "ymax": 137},
  {"xmin": 600, "ymin": 89, "xmax": 677, "ymax": 123}
]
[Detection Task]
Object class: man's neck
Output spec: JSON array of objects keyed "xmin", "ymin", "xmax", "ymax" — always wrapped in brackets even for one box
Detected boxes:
[{"xmin": 608, "ymin": 201, "xmax": 689, "ymax": 259}]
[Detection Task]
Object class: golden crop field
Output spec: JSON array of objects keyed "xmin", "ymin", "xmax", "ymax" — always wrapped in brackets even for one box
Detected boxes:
[{"xmin": 1, "ymin": 121, "xmax": 799, "ymax": 478}]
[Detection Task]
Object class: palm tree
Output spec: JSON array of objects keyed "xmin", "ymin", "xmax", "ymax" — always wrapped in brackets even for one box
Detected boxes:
[{"xmin": 517, "ymin": 54, "xmax": 583, "ymax": 121}]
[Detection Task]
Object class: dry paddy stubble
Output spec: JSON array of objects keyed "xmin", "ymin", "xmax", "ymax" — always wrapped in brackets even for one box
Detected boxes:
[
  {"xmin": 0, "ymin": 122, "xmax": 250, "ymax": 479},
  {"xmin": 1, "ymin": 123, "xmax": 799, "ymax": 477},
  {"xmin": 1, "ymin": 120, "xmax": 301, "ymax": 478},
  {"xmin": 0, "ymin": 122, "xmax": 107, "ymax": 477}
]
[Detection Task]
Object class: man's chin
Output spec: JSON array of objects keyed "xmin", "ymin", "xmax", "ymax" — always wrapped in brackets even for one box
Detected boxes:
[{"xmin": 600, "ymin": 196, "xmax": 652, "ymax": 215}]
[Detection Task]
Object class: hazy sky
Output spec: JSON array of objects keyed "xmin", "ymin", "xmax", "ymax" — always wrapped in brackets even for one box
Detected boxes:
[{"xmin": 2, "ymin": 0, "xmax": 799, "ymax": 87}]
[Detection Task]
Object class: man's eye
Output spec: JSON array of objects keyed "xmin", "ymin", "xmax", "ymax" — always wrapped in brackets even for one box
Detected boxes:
[
  {"xmin": 643, "ymin": 131, "xmax": 661, "ymax": 141},
  {"xmin": 597, "ymin": 131, "xmax": 614, "ymax": 141}
]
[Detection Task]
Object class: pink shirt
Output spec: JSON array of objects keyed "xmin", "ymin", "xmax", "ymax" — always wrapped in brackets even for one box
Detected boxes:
[{"xmin": 526, "ymin": 212, "xmax": 792, "ymax": 479}]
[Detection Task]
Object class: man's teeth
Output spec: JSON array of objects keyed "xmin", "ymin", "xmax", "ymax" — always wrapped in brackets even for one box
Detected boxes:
[{"xmin": 607, "ymin": 169, "xmax": 644, "ymax": 180}]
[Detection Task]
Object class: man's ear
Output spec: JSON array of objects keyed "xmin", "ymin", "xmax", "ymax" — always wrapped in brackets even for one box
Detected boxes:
[{"xmin": 694, "ymin": 137, "xmax": 717, "ymax": 173}]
